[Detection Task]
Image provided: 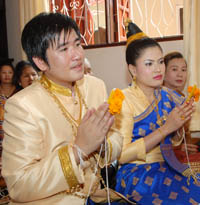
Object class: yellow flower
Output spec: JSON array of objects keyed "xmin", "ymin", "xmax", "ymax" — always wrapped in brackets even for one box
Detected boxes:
[
  {"xmin": 108, "ymin": 88, "xmax": 125, "ymax": 115},
  {"xmin": 187, "ymin": 85, "xmax": 200, "ymax": 102}
]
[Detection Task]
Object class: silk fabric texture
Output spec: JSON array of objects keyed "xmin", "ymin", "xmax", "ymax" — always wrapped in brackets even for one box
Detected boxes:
[
  {"xmin": 113, "ymin": 84, "xmax": 200, "ymax": 204},
  {"xmin": 2, "ymin": 75, "xmax": 122, "ymax": 205}
]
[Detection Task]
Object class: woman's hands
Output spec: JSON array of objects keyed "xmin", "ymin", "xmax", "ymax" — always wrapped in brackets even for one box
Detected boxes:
[
  {"xmin": 145, "ymin": 99, "xmax": 195, "ymax": 153},
  {"xmin": 75, "ymin": 102, "xmax": 114, "ymax": 156},
  {"xmin": 162, "ymin": 98, "xmax": 195, "ymax": 136}
]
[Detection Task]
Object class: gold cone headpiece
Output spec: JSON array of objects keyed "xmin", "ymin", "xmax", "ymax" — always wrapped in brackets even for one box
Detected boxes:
[{"xmin": 125, "ymin": 19, "xmax": 147, "ymax": 47}]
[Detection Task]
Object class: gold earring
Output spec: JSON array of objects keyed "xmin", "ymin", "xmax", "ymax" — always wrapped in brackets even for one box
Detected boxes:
[{"xmin": 133, "ymin": 76, "xmax": 137, "ymax": 88}]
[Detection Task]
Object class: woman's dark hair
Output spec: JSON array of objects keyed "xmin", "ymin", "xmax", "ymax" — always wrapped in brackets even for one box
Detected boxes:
[
  {"xmin": 126, "ymin": 38, "xmax": 163, "ymax": 66},
  {"xmin": 164, "ymin": 51, "xmax": 186, "ymax": 68},
  {"xmin": 14, "ymin": 60, "xmax": 36, "ymax": 89},
  {"xmin": 0, "ymin": 62, "xmax": 15, "ymax": 72},
  {"xmin": 21, "ymin": 12, "xmax": 81, "ymax": 72}
]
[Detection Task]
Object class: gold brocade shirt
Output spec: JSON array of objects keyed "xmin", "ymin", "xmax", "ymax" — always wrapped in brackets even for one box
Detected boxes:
[{"xmin": 2, "ymin": 75, "xmax": 122, "ymax": 205}]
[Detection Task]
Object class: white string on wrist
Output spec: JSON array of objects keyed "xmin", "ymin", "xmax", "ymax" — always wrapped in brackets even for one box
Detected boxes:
[
  {"xmin": 85, "ymin": 143, "xmax": 104, "ymax": 204},
  {"xmin": 73, "ymin": 144, "xmax": 88, "ymax": 168}
]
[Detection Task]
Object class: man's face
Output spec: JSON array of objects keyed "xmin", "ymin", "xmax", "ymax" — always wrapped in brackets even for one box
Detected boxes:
[{"xmin": 42, "ymin": 29, "xmax": 84, "ymax": 88}]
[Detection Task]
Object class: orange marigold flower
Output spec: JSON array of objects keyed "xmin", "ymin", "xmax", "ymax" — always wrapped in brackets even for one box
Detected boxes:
[
  {"xmin": 108, "ymin": 88, "xmax": 125, "ymax": 115},
  {"xmin": 187, "ymin": 84, "xmax": 200, "ymax": 102}
]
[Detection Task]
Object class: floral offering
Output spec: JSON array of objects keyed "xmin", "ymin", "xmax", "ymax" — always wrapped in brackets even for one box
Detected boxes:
[
  {"xmin": 187, "ymin": 85, "xmax": 200, "ymax": 102},
  {"xmin": 108, "ymin": 88, "xmax": 125, "ymax": 115}
]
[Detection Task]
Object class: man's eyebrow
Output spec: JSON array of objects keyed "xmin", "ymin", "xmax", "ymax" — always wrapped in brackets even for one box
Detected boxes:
[{"xmin": 56, "ymin": 37, "xmax": 81, "ymax": 49}]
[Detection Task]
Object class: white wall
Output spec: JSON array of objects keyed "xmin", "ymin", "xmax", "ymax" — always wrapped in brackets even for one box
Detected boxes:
[{"xmin": 85, "ymin": 40, "xmax": 184, "ymax": 93}]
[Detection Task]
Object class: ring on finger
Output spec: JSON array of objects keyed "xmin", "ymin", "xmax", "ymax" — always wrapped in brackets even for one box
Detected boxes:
[{"xmin": 180, "ymin": 115, "xmax": 185, "ymax": 120}]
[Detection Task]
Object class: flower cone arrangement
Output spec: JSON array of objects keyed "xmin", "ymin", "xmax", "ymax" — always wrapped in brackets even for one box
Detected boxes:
[
  {"xmin": 108, "ymin": 88, "xmax": 125, "ymax": 115},
  {"xmin": 187, "ymin": 85, "xmax": 200, "ymax": 102}
]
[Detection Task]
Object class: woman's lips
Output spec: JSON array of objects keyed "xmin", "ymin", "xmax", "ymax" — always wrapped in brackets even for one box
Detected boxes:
[{"xmin": 153, "ymin": 75, "xmax": 162, "ymax": 80}]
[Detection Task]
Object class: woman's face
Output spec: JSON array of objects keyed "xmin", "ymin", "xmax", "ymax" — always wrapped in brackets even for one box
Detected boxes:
[
  {"xmin": 20, "ymin": 66, "xmax": 38, "ymax": 88},
  {"xmin": 129, "ymin": 46, "xmax": 165, "ymax": 90},
  {"xmin": 0, "ymin": 65, "xmax": 14, "ymax": 84},
  {"xmin": 164, "ymin": 58, "xmax": 187, "ymax": 91}
]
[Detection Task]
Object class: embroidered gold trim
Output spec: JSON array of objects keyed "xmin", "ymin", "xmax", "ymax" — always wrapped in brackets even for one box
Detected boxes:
[
  {"xmin": 58, "ymin": 146, "xmax": 80, "ymax": 188},
  {"xmin": 134, "ymin": 88, "xmax": 162, "ymax": 123},
  {"xmin": 126, "ymin": 32, "xmax": 147, "ymax": 47},
  {"xmin": 40, "ymin": 74, "xmax": 72, "ymax": 96},
  {"xmin": 40, "ymin": 74, "xmax": 88, "ymax": 135},
  {"xmin": 162, "ymin": 86, "xmax": 185, "ymax": 105}
]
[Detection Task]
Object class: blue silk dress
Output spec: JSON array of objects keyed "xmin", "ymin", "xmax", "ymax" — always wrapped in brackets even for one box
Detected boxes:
[{"xmin": 114, "ymin": 85, "xmax": 200, "ymax": 205}]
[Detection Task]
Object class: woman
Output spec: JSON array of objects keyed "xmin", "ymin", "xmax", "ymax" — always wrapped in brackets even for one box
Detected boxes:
[
  {"xmin": 164, "ymin": 52, "xmax": 187, "ymax": 92},
  {"xmin": 0, "ymin": 62, "xmax": 16, "ymax": 98},
  {"xmin": 114, "ymin": 22, "xmax": 199, "ymax": 204},
  {"xmin": 14, "ymin": 60, "xmax": 38, "ymax": 90},
  {"xmin": 164, "ymin": 52, "xmax": 200, "ymax": 166},
  {"xmin": 0, "ymin": 62, "xmax": 17, "ymax": 204}
]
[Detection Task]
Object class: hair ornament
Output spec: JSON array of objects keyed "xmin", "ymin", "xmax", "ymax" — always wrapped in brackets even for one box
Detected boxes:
[{"xmin": 125, "ymin": 19, "xmax": 148, "ymax": 47}]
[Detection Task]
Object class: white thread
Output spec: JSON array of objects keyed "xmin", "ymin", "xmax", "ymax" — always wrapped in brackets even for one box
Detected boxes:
[
  {"xmin": 178, "ymin": 127, "xmax": 200, "ymax": 181},
  {"xmin": 85, "ymin": 144, "xmax": 104, "ymax": 204},
  {"xmin": 104, "ymin": 138, "xmax": 111, "ymax": 204},
  {"xmin": 73, "ymin": 144, "xmax": 88, "ymax": 168}
]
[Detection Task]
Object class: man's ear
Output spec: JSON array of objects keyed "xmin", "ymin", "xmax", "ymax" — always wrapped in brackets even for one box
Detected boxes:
[
  {"xmin": 128, "ymin": 64, "xmax": 137, "ymax": 77},
  {"xmin": 32, "ymin": 57, "xmax": 48, "ymax": 72}
]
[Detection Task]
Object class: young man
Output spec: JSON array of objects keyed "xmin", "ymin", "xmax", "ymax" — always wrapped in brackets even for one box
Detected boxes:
[{"xmin": 2, "ymin": 12, "xmax": 122, "ymax": 205}]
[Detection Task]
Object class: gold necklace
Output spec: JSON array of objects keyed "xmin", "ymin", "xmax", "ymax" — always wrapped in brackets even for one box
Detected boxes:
[
  {"xmin": 0, "ymin": 85, "xmax": 15, "ymax": 98},
  {"xmin": 40, "ymin": 75, "xmax": 88, "ymax": 137},
  {"xmin": 153, "ymin": 89, "xmax": 167, "ymax": 127},
  {"xmin": 40, "ymin": 76, "xmax": 102, "ymax": 199}
]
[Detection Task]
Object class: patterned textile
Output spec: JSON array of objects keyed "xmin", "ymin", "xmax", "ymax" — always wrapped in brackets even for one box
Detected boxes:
[
  {"xmin": 0, "ymin": 96, "xmax": 9, "ymax": 204},
  {"xmin": 116, "ymin": 162, "xmax": 200, "ymax": 205},
  {"xmin": 173, "ymin": 90, "xmax": 200, "ymax": 173},
  {"xmin": 115, "ymin": 87, "xmax": 200, "ymax": 205},
  {"xmin": 0, "ymin": 95, "xmax": 6, "ymax": 177}
]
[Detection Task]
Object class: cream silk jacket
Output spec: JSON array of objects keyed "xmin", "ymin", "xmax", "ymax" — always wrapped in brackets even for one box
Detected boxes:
[{"xmin": 2, "ymin": 75, "xmax": 122, "ymax": 205}]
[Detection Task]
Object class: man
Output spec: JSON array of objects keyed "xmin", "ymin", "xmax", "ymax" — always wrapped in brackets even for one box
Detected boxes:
[{"xmin": 2, "ymin": 12, "xmax": 122, "ymax": 205}]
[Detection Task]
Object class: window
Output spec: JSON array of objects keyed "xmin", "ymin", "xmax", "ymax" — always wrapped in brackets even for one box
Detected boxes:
[{"xmin": 49, "ymin": 0, "xmax": 184, "ymax": 46}]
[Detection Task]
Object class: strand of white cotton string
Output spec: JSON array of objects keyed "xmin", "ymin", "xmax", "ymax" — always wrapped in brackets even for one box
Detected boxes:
[
  {"xmin": 104, "ymin": 138, "xmax": 111, "ymax": 204},
  {"xmin": 178, "ymin": 127, "xmax": 200, "ymax": 181},
  {"xmin": 85, "ymin": 143, "xmax": 104, "ymax": 204},
  {"xmin": 73, "ymin": 144, "xmax": 88, "ymax": 168}
]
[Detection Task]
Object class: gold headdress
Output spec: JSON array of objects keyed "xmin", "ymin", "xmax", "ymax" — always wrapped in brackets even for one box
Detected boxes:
[{"xmin": 125, "ymin": 19, "xmax": 147, "ymax": 47}]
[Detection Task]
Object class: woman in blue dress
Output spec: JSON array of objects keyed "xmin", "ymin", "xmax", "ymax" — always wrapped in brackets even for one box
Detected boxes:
[{"xmin": 113, "ymin": 21, "xmax": 200, "ymax": 205}]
